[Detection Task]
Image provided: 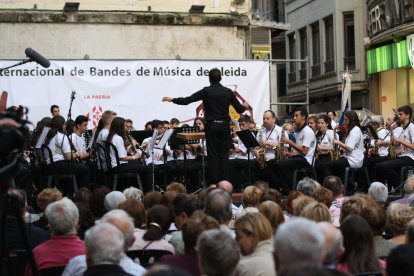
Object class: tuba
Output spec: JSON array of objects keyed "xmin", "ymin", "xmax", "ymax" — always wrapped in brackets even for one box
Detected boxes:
[
  {"xmin": 330, "ymin": 127, "xmax": 340, "ymax": 161},
  {"xmin": 388, "ymin": 123, "xmax": 397, "ymax": 159},
  {"xmin": 256, "ymin": 127, "xmax": 267, "ymax": 169}
]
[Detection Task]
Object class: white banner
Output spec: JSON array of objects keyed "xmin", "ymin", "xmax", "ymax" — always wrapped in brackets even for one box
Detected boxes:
[{"xmin": 0, "ymin": 60, "xmax": 269, "ymax": 129}]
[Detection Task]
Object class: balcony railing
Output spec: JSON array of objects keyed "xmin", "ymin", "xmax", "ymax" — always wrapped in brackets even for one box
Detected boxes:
[
  {"xmin": 311, "ymin": 64, "xmax": 320, "ymax": 77},
  {"xmin": 324, "ymin": 59, "xmax": 335, "ymax": 73},
  {"xmin": 343, "ymin": 56, "xmax": 355, "ymax": 70}
]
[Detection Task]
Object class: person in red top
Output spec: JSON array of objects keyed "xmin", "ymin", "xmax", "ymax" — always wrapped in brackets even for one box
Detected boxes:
[{"xmin": 26, "ymin": 197, "xmax": 85, "ymax": 275}]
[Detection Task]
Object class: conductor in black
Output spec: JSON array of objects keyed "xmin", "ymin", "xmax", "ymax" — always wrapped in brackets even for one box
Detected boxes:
[{"xmin": 162, "ymin": 68, "xmax": 248, "ymax": 184}]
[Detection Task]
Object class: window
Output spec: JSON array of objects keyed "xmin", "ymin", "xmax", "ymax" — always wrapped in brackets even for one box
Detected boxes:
[
  {"xmin": 299, "ymin": 28, "xmax": 307, "ymax": 80},
  {"xmin": 343, "ymin": 12, "xmax": 355, "ymax": 70},
  {"xmin": 324, "ymin": 15, "xmax": 334, "ymax": 73},
  {"xmin": 311, "ymin": 22, "xmax": 320, "ymax": 77},
  {"xmin": 288, "ymin": 33, "xmax": 296, "ymax": 83}
]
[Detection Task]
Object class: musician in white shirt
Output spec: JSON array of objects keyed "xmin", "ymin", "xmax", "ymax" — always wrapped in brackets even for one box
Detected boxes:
[
  {"xmin": 272, "ymin": 107, "xmax": 316, "ymax": 193},
  {"xmin": 317, "ymin": 111, "xmax": 365, "ymax": 187},
  {"xmin": 376, "ymin": 105, "xmax": 414, "ymax": 191},
  {"xmin": 106, "ymin": 117, "xmax": 152, "ymax": 192},
  {"xmin": 43, "ymin": 115, "xmax": 90, "ymax": 187},
  {"xmin": 71, "ymin": 115, "xmax": 91, "ymax": 162}
]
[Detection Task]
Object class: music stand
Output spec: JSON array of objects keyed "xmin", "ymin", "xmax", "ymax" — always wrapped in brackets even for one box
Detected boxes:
[
  {"xmin": 156, "ymin": 129, "xmax": 174, "ymax": 187},
  {"xmin": 148, "ymin": 130, "xmax": 162, "ymax": 192},
  {"xmin": 35, "ymin": 127, "xmax": 50, "ymax": 149},
  {"xmin": 130, "ymin": 130, "xmax": 154, "ymax": 145},
  {"xmin": 177, "ymin": 131, "xmax": 206, "ymax": 191},
  {"xmin": 236, "ymin": 130, "xmax": 260, "ymax": 185},
  {"xmin": 169, "ymin": 127, "xmax": 199, "ymax": 186}
]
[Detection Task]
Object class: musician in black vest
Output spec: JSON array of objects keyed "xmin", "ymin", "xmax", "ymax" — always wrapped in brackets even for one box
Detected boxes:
[{"xmin": 162, "ymin": 68, "xmax": 249, "ymax": 183}]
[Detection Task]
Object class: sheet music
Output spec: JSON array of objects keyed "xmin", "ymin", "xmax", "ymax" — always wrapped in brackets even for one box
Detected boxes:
[
  {"xmin": 35, "ymin": 127, "xmax": 50, "ymax": 149},
  {"xmin": 156, "ymin": 129, "xmax": 174, "ymax": 149},
  {"xmin": 148, "ymin": 129, "xmax": 159, "ymax": 152}
]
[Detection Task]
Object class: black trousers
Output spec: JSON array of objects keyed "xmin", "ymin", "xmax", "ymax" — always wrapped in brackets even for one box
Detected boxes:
[
  {"xmin": 116, "ymin": 161, "xmax": 153, "ymax": 192},
  {"xmin": 376, "ymin": 156, "xmax": 414, "ymax": 189},
  {"xmin": 272, "ymin": 156, "xmax": 310, "ymax": 192},
  {"xmin": 51, "ymin": 160, "xmax": 91, "ymax": 187},
  {"xmin": 316, "ymin": 157, "xmax": 350, "ymax": 184},
  {"xmin": 229, "ymin": 159, "xmax": 258, "ymax": 191},
  {"xmin": 205, "ymin": 121, "xmax": 231, "ymax": 184},
  {"xmin": 366, "ymin": 156, "xmax": 389, "ymax": 183}
]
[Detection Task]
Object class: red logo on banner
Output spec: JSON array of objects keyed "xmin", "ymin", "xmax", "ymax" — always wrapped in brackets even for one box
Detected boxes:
[{"xmin": 86, "ymin": 105, "xmax": 103, "ymax": 127}]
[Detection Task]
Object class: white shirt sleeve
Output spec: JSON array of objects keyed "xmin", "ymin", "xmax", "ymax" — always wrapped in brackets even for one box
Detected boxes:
[
  {"xmin": 113, "ymin": 135, "xmax": 127, "ymax": 158},
  {"xmin": 345, "ymin": 127, "xmax": 361, "ymax": 150}
]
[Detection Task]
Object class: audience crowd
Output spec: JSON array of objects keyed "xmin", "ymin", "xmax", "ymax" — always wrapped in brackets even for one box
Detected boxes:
[{"xmin": 5, "ymin": 175, "xmax": 414, "ymax": 276}]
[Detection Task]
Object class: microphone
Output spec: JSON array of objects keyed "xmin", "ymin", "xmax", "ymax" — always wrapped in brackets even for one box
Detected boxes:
[
  {"xmin": 25, "ymin": 48, "xmax": 50, "ymax": 68},
  {"xmin": 71, "ymin": 91, "xmax": 76, "ymax": 100}
]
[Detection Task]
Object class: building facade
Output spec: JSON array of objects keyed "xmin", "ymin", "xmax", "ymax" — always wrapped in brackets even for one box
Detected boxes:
[
  {"xmin": 0, "ymin": 0, "xmax": 253, "ymax": 60},
  {"xmin": 366, "ymin": 0, "xmax": 414, "ymax": 116},
  {"xmin": 283, "ymin": 0, "xmax": 368, "ymax": 115}
]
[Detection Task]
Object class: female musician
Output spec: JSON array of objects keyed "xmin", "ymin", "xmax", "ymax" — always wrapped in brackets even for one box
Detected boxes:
[
  {"xmin": 43, "ymin": 115, "xmax": 90, "ymax": 187},
  {"xmin": 315, "ymin": 114, "xmax": 334, "ymax": 161},
  {"xmin": 314, "ymin": 114, "xmax": 334, "ymax": 182},
  {"xmin": 317, "ymin": 111, "xmax": 364, "ymax": 185},
  {"xmin": 106, "ymin": 117, "xmax": 152, "ymax": 191},
  {"xmin": 308, "ymin": 115, "xmax": 318, "ymax": 134}
]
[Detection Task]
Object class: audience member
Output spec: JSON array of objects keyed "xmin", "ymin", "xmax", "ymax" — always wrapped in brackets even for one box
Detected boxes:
[
  {"xmin": 217, "ymin": 180, "xmax": 243, "ymax": 222},
  {"xmin": 406, "ymin": 218, "xmax": 414, "ymax": 243},
  {"xmin": 6, "ymin": 188, "xmax": 47, "ymax": 251},
  {"xmin": 197, "ymin": 229, "xmax": 240, "ymax": 276},
  {"xmin": 169, "ymin": 193, "xmax": 197, "ymax": 254},
  {"xmin": 387, "ymin": 244, "xmax": 414, "ymax": 276},
  {"xmin": 322, "ymin": 175, "xmax": 345, "ymax": 227},
  {"xmin": 118, "ymin": 198, "xmax": 146, "ymax": 229},
  {"xmin": 279, "ymin": 264, "xmax": 331, "ymax": 276},
  {"xmin": 129, "ymin": 204, "xmax": 175, "ymax": 253},
  {"xmin": 90, "ymin": 186, "xmax": 111, "ymax": 220},
  {"xmin": 254, "ymin": 180, "xmax": 269, "ymax": 192},
  {"xmin": 123, "ymin": 186, "xmax": 144, "ymax": 202},
  {"xmin": 33, "ymin": 188, "xmax": 63, "ymax": 230},
  {"xmin": 296, "ymin": 177, "xmax": 317, "ymax": 196},
  {"xmin": 30, "ymin": 198, "xmax": 85, "ymax": 274},
  {"xmin": 274, "ymin": 217, "xmax": 325, "ymax": 273},
  {"xmin": 300, "ymin": 201, "xmax": 332, "ymax": 223},
  {"xmin": 284, "ymin": 191, "xmax": 303, "ymax": 217},
  {"xmin": 160, "ymin": 211, "xmax": 220, "ymax": 275},
  {"xmin": 204, "ymin": 189, "xmax": 234, "ymax": 237},
  {"xmin": 258, "ymin": 201, "xmax": 284, "ymax": 233},
  {"xmin": 143, "ymin": 191, "xmax": 162, "ymax": 210},
  {"xmin": 75, "ymin": 203, "xmax": 94, "ymax": 240},
  {"xmin": 234, "ymin": 212, "xmax": 276, "ymax": 276},
  {"xmin": 83, "ymin": 222, "xmax": 130, "ymax": 276},
  {"xmin": 368, "ymin": 181, "xmax": 389, "ymax": 207},
  {"xmin": 312, "ymin": 187, "xmax": 333, "ymax": 208},
  {"xmin": 316, "ymin": 222, "xmax": 344, "ymax": 269},
  {"xmin": 392, "ymin": 175, "xmax": 414, "ymax": 205},
  {"xmin": 104, "ymin": 191, "xmax": 126, "ymax": 211},
  {"xmin": 340, "ymin": 193, "xmax": 396, "ymax": 258},
  {"xmin": 260, "ymin": 188, "xmax": 281, "ymax": 205},
  {"xmin": 74, "ymin": 187, "xmax": 93, "ymax": 207},
  {"xmin": 292, "ymin": 195, "xmax": 315, "ymax": 216},
  {"xmin": 338, "ymin": 215, "xmax": 384, "ymax": 274},
  {"xmin": 63, "ymin": 209, "xmax": 145, "ymax": 276},
  {"xmin": 386, "ymin": 203, "xmax": 414, "ymax": 245},
  {"xmin": 166, "ymin": 182, "xmax": 187, "ymax": 194}
]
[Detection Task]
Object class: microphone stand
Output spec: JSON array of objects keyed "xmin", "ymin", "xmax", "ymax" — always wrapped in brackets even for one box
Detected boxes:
[
  {"xmin": 66, "ymin": 91, "xmax": 76, "ymax": 163},
  {"xmin": 0, "ymin": 59, "xmax": 33, "ymax": 73}
]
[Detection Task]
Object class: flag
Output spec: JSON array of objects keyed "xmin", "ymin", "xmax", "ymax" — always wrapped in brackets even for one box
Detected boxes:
[{"xmin": 339, "ymin": 70, "xmax": 351, "ymax": 125}]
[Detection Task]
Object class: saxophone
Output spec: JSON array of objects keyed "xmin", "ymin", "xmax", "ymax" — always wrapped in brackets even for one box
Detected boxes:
[
  {"xmin": 274, "ymin": 129, "xmax": 286, "ymax": 161},
  {"xmin": 330, "ymin": 127, "xmax": 340, "ymax": 161},
  {"xmin": 256, "ymin": 127, "xmax": 267, "ymax": 169},
  {"xmin": 388, "ymin": 123, "xmax": 397, "ymax": 159}
]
